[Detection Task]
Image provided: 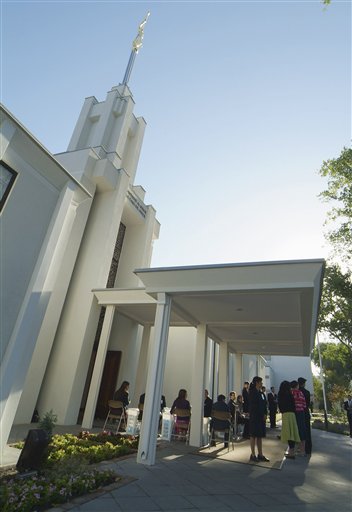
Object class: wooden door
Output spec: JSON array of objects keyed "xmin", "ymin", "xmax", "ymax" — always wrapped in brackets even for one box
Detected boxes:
[{"xmin": 95, "ymin": 351, "xmax": 121, "ymax": 419}]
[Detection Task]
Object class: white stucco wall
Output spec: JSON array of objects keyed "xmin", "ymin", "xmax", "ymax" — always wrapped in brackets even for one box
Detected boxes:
[
  {"xmin": 269, "ymin": 355, "xmax": 313, "ymax": 394},
  {"xmin": 108, "ymin": 312, "xmax": 142, "ymax": 398},
  {"xmin": 0, "ymin": 147, "xmax": 59, "ymax": 357},
  {"xmin": 163, "ymin": 326, "xmax": 197, "ymax": 408}
]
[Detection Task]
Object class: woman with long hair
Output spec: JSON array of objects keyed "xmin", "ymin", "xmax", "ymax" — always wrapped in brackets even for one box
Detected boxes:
[
  {"xmin": 113, "ymin": 380, "xmax": 130, "ymax": 409},
  {"xmin": 248, "ymin": 376, "xmax": 269, "ymax": 462},
  {"xmin": 278, "ymin": 380, "xmax": 300, "ymax": 459},
  {"xmin": 170, "ymin": 388, "xmax": 191, "ymax": 414}
]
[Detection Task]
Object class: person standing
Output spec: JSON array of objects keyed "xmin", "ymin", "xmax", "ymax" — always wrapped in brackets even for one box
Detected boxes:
[
  {"xmin": 298, "ymin": 377, "xmax": 312, "ymax": 455},
  {"xmin": 242, "ymin": 381, "xmax": 250, "ymax": 439},
  {"xmin": 242, "ymin": 381, "xmax": 250, "ymax": 413},
  {"xmin": 204, "ymin": 389, "xmax": 213, "ymax": 418},
  {"xmin": 248, "ymin": 376, "xmax": 269, "ymax": 462},
  {"xmin": 278, "ymin": 380, "xmax": 300, "ymax": 459},
  {"xmin": 267, "ymin": 386, "xmax": 278, "ymax": 428},
  {"xmin": 261, "ymin": 386, "xmax": 268, "ymax": 424},
  {"xmin": 343, "ymin": 394, "xmax": 352, "ymax": 438},
  {"xmin": 290, "ymin": 380, "xmax": 307, "ymax": 455}
]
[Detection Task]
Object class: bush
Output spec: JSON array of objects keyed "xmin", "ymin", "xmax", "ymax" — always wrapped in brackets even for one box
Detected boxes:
[
  {"xmin": 1, "ymin": 430, "xmax": 138, "ymax": 511},
  {"xmin": 39, "ymin": 410, "xmax": 57, "ymax": 438},
  {"xmin": 45, "ymin": 431, "xmax": 138, "ymax": 465},
  {"xmin": 312, "ymin": 416, "xmax": 349, "ymax": 436}
]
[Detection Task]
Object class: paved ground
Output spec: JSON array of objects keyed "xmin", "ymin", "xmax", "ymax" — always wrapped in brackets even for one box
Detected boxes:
[{"xmin": 45, "ymin": 427, "xmax": 351, "ymax": 512}]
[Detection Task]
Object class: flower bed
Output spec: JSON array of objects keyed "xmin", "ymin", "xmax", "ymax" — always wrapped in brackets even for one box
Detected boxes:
[
  {"xmin": 1, "ymin": 431, "xmax": 139, "ymax": 512},
  {"xmin": 1, "ymin": 467, "xmax": 117, "ymax": 512},
  {"xmin": 46, "ymin": 431, "xmax": 138, "ymax": 465}
]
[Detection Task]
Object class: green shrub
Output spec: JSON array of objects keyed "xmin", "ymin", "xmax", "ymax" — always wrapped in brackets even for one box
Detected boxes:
[
  {"xmin": 39, "ymin": 410, "xmax": 58, "ymax": 438},
  {"xmin": 312, "ymin": 418, "xmax": 349, "ymax": 435},
  {"xmin": 0, "ymin": 430, "xmax": 137, "ymax": 511}
]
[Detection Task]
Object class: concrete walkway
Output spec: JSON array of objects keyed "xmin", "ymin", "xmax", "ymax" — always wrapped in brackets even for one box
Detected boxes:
[{"xmin": 46, "ymin": 428, "xmax": 351, "ymax": 512}]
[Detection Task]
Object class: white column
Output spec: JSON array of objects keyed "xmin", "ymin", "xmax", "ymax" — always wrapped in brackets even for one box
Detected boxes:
[
  {"xmin": 234, "ymin": 353, "xmax": 243, "ymax": 394},
  {"xmin": 137, "ymin": 293, "xmax": 171, "ymax": 466},
  {"xmin": 218, "ymin": 342, "xmax": 229, "ymax": 395},
  {"xmin": 133, "ymin": 325, "xmax": 151, "ymax": 405},
  {"xmin": 82, "ymin": 305, "xmax": 115, "ymax": 429},
  {"xmin": 189, "ymin": 325, "xmax": 207, "ymax": 447}
]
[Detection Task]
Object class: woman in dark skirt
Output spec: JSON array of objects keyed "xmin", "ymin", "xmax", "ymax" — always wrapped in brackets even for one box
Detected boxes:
[{"xmin": 248, "ymin": 376, "xmax": 269, "ymax": 462}]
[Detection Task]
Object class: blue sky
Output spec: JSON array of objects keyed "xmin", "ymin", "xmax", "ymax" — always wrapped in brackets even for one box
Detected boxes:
[{"xmin": 2, "ymin": 1, "xmax": 351, "ymax": 267}]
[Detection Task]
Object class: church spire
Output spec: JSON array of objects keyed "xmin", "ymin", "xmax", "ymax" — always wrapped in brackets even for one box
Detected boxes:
[{"xmin": 122, "ymin": 12, "xmax": 150, "ymax": 86}]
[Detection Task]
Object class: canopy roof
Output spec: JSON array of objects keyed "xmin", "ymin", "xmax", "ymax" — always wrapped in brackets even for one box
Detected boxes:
[{"xmin": 93, "ymin": 259, "xmax": 325, "ymax": 357}]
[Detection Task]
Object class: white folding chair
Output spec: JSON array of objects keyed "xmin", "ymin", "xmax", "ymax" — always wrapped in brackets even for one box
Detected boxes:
[{"xmin": 102, "ymin": 400, "xmax": 127, "ymax": 433}]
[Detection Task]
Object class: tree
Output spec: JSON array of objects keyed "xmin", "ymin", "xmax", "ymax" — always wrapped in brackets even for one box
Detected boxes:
[
  {"xmin": 318, "ymin": 264, "xmax": 352, "ymax": 354},
  {"xmin": 312, "ymin": 342, "xmax": 352, "ymax": 394},
  {"xmin": 327, "ymin": 384, "xmax": 347, "ymax": 415},
  {"xmin": 317, "ymin": 147, "xmax": 352, "ymax": 353},
  {"xmin": 313, "ymin": 376, "xmax": 323, "ymax": 410},
  {"xmin": 319, "ymin": 147, "xmax": 352, "ymax": 263}
]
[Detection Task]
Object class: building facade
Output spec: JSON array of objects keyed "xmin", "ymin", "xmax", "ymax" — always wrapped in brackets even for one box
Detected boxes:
[{"xmin": 0, "ymin": 81, "xmax": 320, "ymax": 462}]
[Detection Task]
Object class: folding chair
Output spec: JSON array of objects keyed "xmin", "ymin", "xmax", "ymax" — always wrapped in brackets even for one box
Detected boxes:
[
  {"xmin": 102, "ymin": 400, "xmax": 127, "ymax": 433},
  {"xmin": 210, "ymin": 410, "xmax": 234, "ymax": 451},
  {"xmin": 171, "ymin": 408, "xmax": 191, "ymax": 443}
]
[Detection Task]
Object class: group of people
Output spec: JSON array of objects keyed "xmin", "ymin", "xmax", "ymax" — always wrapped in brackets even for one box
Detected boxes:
[
  {"xmin": 278, "ymin": 378, "xmax": 312, "ymax": 459},
  {"xmin": 246, "ymin": 376, "xmax": 312, "ymax": 462},
  {"xmin": 113, "ymin": 377, "xmax": 315, "ymax": 463}
]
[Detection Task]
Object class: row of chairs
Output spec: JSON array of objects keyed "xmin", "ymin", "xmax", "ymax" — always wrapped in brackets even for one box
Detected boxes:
[
  {"xmin": 102, "ymin": 401, "xmax": 190, "ymax": 440},
  {"xmin": 102, "ymin": 401, "xmax": 234, "ymax": 451}
]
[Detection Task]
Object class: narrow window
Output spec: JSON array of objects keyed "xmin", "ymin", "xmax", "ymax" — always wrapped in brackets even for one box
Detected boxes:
[{"xmin": 0, "ymin": 161, "xmax": 17, "ymax": 212}]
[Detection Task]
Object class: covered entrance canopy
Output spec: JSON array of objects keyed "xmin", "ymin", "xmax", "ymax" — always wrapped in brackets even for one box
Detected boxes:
[
  {"xmin": 88, "ymin": 259, "xmax": 324, "ymax": 465},
  {"xmin": 94, "ymin": 259, "xmax": 325, "ymax": 356}
]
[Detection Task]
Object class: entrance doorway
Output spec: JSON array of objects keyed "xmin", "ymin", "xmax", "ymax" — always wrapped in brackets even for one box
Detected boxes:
[{"xmin": 95, "ymin": 350, "xmax": 122, "ymax": 419}]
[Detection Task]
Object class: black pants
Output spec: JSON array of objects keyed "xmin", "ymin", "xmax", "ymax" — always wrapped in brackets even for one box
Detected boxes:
[
  {"xmin": 347, "ymin": 412, "xmax": 352, "ymax": 437},
  {"xmin": 242, "ymin": 418, "xmax": 250, "ymax": 438},
  {"xmin": 304, "ymin": 411, "xmax": 312, "ymax": 454},
  {"xmin": 269, "ymin": 408, "xmax": 277, "ymax": 428},
  {"xmin": 211, "ymin": 430, "xmax": 229, "ymax": 447}
]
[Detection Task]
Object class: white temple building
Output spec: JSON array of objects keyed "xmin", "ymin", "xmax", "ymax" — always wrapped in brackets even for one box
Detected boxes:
[{"xmin": 0, "ymin": 23, "xmax": 324, "ymax": 464}]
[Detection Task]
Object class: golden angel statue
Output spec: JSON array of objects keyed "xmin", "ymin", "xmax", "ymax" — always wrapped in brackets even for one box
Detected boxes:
[{"xmin": 132, "ymin": 12, "xmax": 150, "ymax": 53}]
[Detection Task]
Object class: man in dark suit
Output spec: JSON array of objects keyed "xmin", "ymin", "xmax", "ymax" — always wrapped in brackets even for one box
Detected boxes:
[
  {"xmin": 267, "ymin": 386, "xmax": 278, "ymax": 428},
  {"xmin": 242, "ymin": 381, "xmax": 250, "ymax": 438},
  {"xmin": 204, "ymin": 389, "xmax": 213, "ymax": 417},
  {"xmin": 343, "ymin": 394, "xmax": 352, "ymax": 437},
  {"xmin": 298, "ymin": 377, "xmax": 312, "ymax": 455}
]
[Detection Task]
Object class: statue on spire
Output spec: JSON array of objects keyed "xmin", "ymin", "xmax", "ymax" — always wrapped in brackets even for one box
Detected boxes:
[
  {"xmin": 122, "ymin": 12, "xmax": 150, "ymax": 85},
  {"xmin": 132, "ymin": 12, "xmax": 150, "ymax": 53}
]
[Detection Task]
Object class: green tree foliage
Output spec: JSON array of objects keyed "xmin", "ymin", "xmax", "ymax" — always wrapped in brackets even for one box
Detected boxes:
[
  {"xmin": 319, "ymin": 147, "xmax": 352, "ymax": 263},
  {"xmin": 318, "ymin": 264, "xmax": 352, "ymax": 353},
  {"xmin": 313, "ymin": 375, "xmax": 324, "ymax": 409},
  {"xmin": 317, "ymin": 147, "xmax": 352, "ymax": 355},
  {"xmin": 327, "ymin": 384, "xmax": 347, "ymax": 415},
  {"xmin": 312, "ymin": 342, "xmax": 352, "ymax": 396}
]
